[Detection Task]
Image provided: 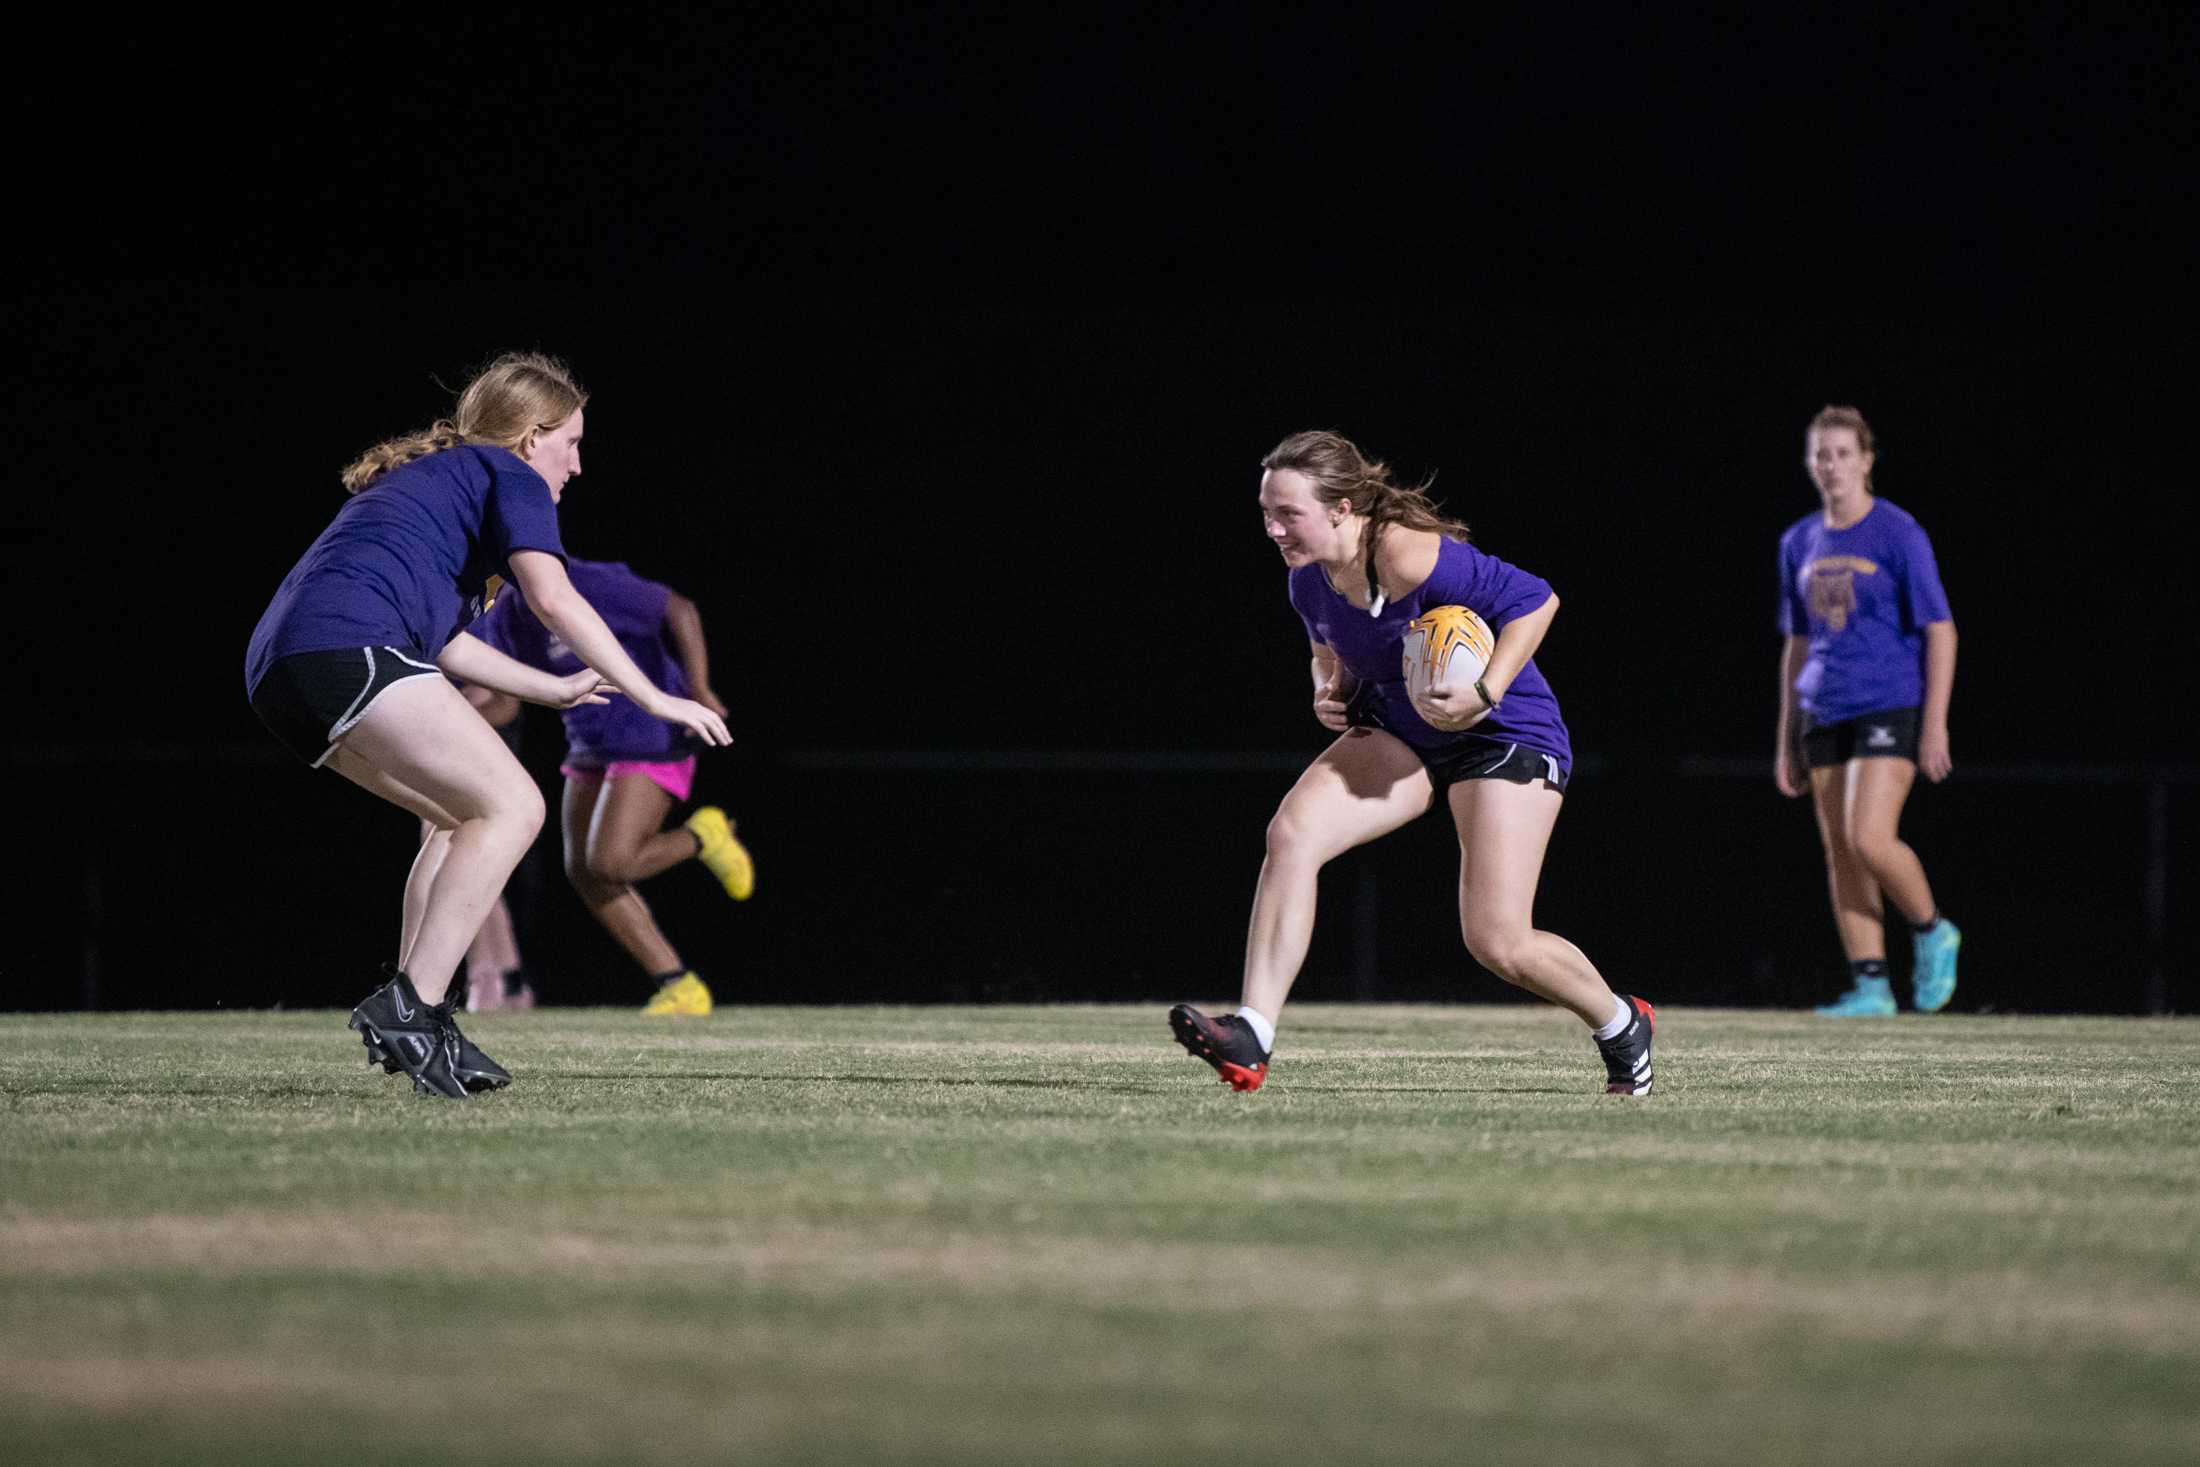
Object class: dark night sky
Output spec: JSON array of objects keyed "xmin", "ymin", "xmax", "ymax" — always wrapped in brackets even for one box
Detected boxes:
[{"xmin": 6, "ymin": 10, "xmax": 2192, "ymax": 1011}]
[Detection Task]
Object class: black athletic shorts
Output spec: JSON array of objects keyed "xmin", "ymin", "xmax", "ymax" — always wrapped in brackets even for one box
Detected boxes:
[
  {"xmin": 251, "ymin": 645, "xmax": 443, "ymax": 767},
  {"xmin": 1345, "ymin": 683, "xmax": 1571, "ymax": 794},
  {"xmin": 1802, "ymin": 706, "xmax": 1921, "ymax": 769}
]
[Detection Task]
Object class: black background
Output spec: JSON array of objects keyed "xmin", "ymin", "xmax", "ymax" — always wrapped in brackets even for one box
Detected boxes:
[{"xmin": 6, "ymin": 10, "xmax": 2191, "ymax": 1013}]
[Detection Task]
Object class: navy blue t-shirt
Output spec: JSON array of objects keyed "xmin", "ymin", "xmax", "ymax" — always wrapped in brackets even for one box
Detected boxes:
[{"xmin": 245, "ymin": 445, "xmax": 567, "ymax": 696}]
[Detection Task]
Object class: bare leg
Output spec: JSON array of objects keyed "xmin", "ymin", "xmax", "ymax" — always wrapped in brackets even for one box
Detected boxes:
[
  {"xmin": 1844, "ymin": 758, "xmax": 1937, "ymax": 926},
  {"xmin": 1450, "ymin": 778, "xmax": 1616, "ymax": 1026},
  {"xmin": 1241, "ymin": 729, "xmax": 1434, "ymax": 1020},
  {"xmin": 589, "ymin": 776, "xmax": 704, "ymax": 884},
  {"xmin": 464, "ymin": 894, "xmax": 522, "ymax": 1010},
  {"xmin": 404, "ymin": 822, "xmax": 455, "ymax": 973},
  {"xmin": 561, "ymin": 774, "xmax": 685, "ymax": 978},
  {"xmin": 326, "ymin": 675, "xmax": 544, "ymax": 1005},
  {"xmin": 1810, "ymin": 763, "xmax": 1884, "ymax": 961}
]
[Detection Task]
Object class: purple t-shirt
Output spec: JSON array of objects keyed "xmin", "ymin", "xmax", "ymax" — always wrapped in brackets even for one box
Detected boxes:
[
  {"xmin": 245, "ymin": 445, "xmax": 566, "ymax": 696},
  {"xmin": 471, "ymin": 558, "xmax": 696, "ymax": 766},
  {"xmin": 1289, "ymin": 535, "xmax": 1572, "ymax": 773},
  {"xmin": 1777, "ymin": 498, "xmax": 1953, "ymax": 726}
]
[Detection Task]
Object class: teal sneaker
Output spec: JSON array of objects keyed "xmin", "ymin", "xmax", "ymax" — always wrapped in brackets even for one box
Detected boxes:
[
  {"xmin": 1912, "ymin": 919, "xmax": 1961, "ymax": 1013},
  {"xmin": 1815, "ymin": 975, "xmax": 1897, "ymax": 1016}
]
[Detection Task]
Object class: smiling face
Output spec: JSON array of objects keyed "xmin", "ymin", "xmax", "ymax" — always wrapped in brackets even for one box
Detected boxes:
[
  {"xmin": 522, "ymin": 407, "xmax": 585, "ymax": 502},
  {"xmin": 1806, "ymin": 424, "xmax": 1873, "ymax": 507},
  {"xmin": 1259, "ymin": 467, "xmax": 1350, "ymax": 568}
]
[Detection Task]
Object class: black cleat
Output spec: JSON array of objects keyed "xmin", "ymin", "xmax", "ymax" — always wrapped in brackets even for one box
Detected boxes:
[
  {"xmin": 359, "ymin": 965, "xmax": 509, "ymax": 1091},
  {"xmin": 447, "ymin": 1013, "xmax": 511, "ymax": 1092},
  {"xmin": 1596, "ymin": 995, "xmax": 1656, "ymax": 1096},
  {"xmin": 1168, "ymin": 1004, "xmax": 1271, "ymax": 1092},
  {"xmin": 348, "ymin": 969, "xmax": 470, "ymax": 1100}
]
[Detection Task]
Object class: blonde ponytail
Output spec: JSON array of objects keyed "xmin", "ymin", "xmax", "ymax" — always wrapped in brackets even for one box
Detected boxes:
[{"xmin": 340, "ymin": 352, "xmax": 587, "ymax": 494}]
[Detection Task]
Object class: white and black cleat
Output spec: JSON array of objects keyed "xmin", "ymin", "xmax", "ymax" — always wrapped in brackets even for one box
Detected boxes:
[{"xmin": 1596, "ymin": 995, "xmax": 1656, "ymax": 1096}]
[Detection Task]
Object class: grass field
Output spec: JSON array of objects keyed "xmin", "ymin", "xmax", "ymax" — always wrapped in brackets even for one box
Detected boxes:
[{"xmin": 3, "ymin": 1004, "xmax": 2197, "ymax": 1466}]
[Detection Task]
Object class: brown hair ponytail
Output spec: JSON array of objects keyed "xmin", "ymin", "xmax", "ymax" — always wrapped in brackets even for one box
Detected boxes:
[
  {"xmin": 1261, "ymin": 430, "xmax": 1471, "ymax": 593},
  {"xmin": 341, "ymin": 352, "xmax": 588, "ymax": 494}
]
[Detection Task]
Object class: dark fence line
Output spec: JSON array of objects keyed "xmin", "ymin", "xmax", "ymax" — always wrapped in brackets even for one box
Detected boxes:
[{"xmin": 7, "ymin": 745, "xmax": 2191, "ymax": 1014}]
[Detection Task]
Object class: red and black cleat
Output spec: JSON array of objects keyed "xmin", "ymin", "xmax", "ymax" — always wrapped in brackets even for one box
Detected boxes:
[
  {"xmin": 1168, "ymin": 1004, "xmax": 1271, "ymax": 1092},
  {"xmin": 1596, "ymin": 994, "xmax": 1656, "ymax": 1096}
]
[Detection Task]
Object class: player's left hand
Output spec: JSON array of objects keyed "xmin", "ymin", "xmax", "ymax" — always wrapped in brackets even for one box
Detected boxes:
[
  {"xmin": 693, "ymin": 684, "xmax": 730, "ymax": 719},
  {"xmin": 548, "ymin": 670, "xmax": 617, "ymax": 709},
  {"xmin": 1414, "ymin": 682, "xmax": 1493, "ymax": 732},
  {"xmin": 1918, "ymin": 723, "xmax": 1953, "ymax": 783}
]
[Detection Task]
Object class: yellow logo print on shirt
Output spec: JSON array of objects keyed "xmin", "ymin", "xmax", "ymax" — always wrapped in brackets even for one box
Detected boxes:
[{"xmin": 1805, "ymin": 555, "xmax": 1878, "ymax": 632}]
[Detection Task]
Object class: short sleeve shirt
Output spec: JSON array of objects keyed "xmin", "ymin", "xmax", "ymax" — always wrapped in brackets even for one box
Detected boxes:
[
  {"xmin": 1289, "ymin": 536, "xmax": 1572, "ymax": 772},
  {"xmin": 245, "ymin": 445, "xmax": 566, "ymax": 695},
  {"xmin": 1777, "ymin": 498, "xmax": 1953, "ymax": 725},
  {"xmin": 471, "ymin": 558, "xmax": 695, "ymax": 765}
]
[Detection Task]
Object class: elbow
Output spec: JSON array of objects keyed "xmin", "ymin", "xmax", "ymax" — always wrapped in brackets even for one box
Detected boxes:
[{"xmin": 530, "ymin": 592, "xmax": 583, "ymax": 632}]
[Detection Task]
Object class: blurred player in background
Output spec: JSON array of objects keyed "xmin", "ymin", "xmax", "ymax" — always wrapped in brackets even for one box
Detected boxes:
[
  {"xmin": 244, "ymin": 353, "xmax": 732, "ymax": 1099},
  {"xmin": 1169, "ymin": 430, "xmax": 1655, "ymax": 1096},
  {"xmin": 469, "ymin": 557, "xmax": 753, "ymax": 1015},
  {"xmin": 1776, "ymin": 405, "xmax": 1961, "ymax": 1016}
]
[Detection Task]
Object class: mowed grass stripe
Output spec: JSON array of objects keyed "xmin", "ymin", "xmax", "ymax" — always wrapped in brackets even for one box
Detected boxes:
[{"xmin": 3, "ymin": 1005, "xmax": 2197, "ymax": 1466}]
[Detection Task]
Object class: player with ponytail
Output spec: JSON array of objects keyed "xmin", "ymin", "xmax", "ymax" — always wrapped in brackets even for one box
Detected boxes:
[
  {"xmin": 245, "ymin": 352, "xmax": 733, "ymax": 1098},
  {"xmin": 1169, "ymin": 430, "xmax": 1656, "ymax": 1096}
]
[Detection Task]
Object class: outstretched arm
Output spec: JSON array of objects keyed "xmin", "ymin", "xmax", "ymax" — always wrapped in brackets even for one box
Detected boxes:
[
  {"xmin": 662, "ymin": 591, "xmax": 728, "ymax": 719},
  {"xmin": 508, "ymin": 551, "xmax": 731, "ymax": 746},
  {"xmin": 437, "ymin": 631, "xmax": 608, "ymax": 710}
]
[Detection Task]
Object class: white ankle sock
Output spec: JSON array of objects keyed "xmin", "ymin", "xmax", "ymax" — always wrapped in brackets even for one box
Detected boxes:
[
  {"xmin": 1590, "ymin": 995, "xmax": 1631, "ymax": 1041},
  {"xmin": 1236, "ymin": 1006, "xmax": 1276, "ymax": 1052}
]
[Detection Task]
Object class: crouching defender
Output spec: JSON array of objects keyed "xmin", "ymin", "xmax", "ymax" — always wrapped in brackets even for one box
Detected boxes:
[
  {"xmin": 1169, "ymin": 431, "xmax": 1655, "ymax": 1096},
  {"xmin": 244, "ymin": 354, "xmax": 731, "ymax": 1099}
]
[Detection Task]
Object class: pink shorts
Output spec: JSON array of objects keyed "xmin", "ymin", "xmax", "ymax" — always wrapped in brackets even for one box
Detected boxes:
[{"xmin": 561, "ymin": 755, "xmax": 698, "ymax": 802}]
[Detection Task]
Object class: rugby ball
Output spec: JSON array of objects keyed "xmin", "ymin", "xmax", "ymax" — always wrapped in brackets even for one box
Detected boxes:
[{"xmin": 1403, "ymin": 605, "xmax": 1494, "ymax": 701}]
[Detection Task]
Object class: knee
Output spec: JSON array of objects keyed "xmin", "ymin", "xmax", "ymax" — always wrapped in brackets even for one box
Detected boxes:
[
  {"xmin": 1849, "ymin": 829, "xmax": 1902, "ymax": 872},
  {"xmin": 564, "ymin": 850, "xmax": 617, "ymax": 900},
  {"xmin": 562, "ymin": 848, "xmax": 593, "ymax": 893},
  {"xmin": 510, "ymin": 782, "xmax": 547, "ymax": 842},
  {"xmin": 583, "ymin": 845, "xmax": 640, "ymax": 887},
  {"xmin": 1463, "ymin": 923, "xmax": 1532, "ymax": 984},
  {"xmin": 1263, "ymin": 808, "xmax": 1327, "ymax": 871}
]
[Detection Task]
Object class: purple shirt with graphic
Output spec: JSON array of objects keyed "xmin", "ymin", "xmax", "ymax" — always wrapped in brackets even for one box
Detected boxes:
[
  {"xmin": 1777, "ymin": 498, "xmax": 1953, "ymax": 726},
  {"xmin": 472, "ymin": 558, "xmax": 695, "ymax": 766},
  {"xmin": 245, "ymin": 445, "xmax": 566, "ymax": 696},
  {"xmin": 1289, "ymin": 535, "xmax": 1572, "ymax": 773}
]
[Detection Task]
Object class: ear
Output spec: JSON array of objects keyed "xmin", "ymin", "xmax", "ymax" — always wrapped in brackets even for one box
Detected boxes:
[
  {"xmin": 1332, "ymin": 499, "xmax": 1350, "ymax": 522},
  {"xmin": 517, "ymin": 429, "xmax": 539, "ymax": 460}
]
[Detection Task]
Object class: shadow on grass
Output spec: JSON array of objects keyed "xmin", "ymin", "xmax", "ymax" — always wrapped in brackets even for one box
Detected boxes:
[
  {"xmin": 1285, "ymin": 1083, "xmax": 1580, "ymax": 1096},
  {"xmin": 526, "ymin": 1072, "xmax": 1580, "ymax": 1098},
  {"xmin": 539, "ymin": 1071, "xmax": 1177, "ymax": 1094}
]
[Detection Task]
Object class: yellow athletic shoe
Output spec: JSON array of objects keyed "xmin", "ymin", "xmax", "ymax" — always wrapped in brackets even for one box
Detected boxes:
[
  {"xmin": 685, "ymin": 805, "xmax": 755, "ymax": 901},
  {"xmin": 642, "ymin": 972, "xmax": 713, "ymax": 1016}
]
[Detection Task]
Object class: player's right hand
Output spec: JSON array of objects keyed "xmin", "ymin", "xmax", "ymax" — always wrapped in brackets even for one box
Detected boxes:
[
  {"xmin": 1314, "ymin": 684, "xmax": 1351, "ymax": 732},
  {"xmin": 653, "ymin": 695, "xmax": 733, "ymax": 747},
  {"xmin": 1774, "ymin": 744, "xmax": 1807, "ymax": 798}
]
